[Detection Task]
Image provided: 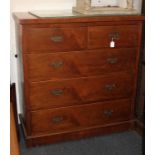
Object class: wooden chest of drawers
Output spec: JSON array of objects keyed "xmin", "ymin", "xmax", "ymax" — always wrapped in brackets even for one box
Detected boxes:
[{"xmin": 13, "ymin": 13, "xmax": 144, "ymax": 147}]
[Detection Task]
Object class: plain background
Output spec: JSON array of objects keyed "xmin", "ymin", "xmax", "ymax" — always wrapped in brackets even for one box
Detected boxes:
[{"xmin": 0, "ymin": 0, "xmax": 154, "ymax": 154}]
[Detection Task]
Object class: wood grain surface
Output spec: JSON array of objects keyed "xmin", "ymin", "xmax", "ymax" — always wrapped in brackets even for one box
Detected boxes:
[
  {"xmin": 13, "ymin": 12, "xmax": 144, "ymax": 147},
  {"xmin": 26, "ymin": 48, "xmax": 136, "ymax": 81}
]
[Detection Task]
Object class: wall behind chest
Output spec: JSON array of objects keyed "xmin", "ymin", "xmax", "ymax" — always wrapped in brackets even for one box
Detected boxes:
[{"xmin": 11, "ymin": 0, "xmax": 76, "ymax": 54}]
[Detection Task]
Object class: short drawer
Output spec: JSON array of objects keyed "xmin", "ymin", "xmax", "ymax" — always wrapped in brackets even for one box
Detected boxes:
[
  {"xmin": 26, "ymin": 48, "xmax": 136, "ymax": 81},
  {"xmin": 30, "ymin": 99, "xmax": 132, "ymax": 135},
  {"xmin": 23, "ymin": 26, "xmax": 87, "ymax": 53},
  {"xmin": 28, "ymin": 73, "xmax": 134, "ymax": 110},
  {"xmin": 88, "ymin": 25, "xmax": 140, "ymax": 49}
]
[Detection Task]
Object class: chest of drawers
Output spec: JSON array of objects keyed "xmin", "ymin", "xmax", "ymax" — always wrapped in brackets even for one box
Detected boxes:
[{"xmin": 13, "ymin": 13, "xmax": 144, "ymax": 147}]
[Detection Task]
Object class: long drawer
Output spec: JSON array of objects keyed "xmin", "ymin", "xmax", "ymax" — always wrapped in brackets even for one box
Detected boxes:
[
  {"xmin": 88, "ymin": 25, "xmax": 140, "ymax": 49},
  {"xmin": 28, "ymin": 73, "xmax": 134, "ymax": 110},
  {"xmin": 30, "ymin": 99, "xmax": 132, "ymax": 135},
  {"xmin": 23, "ymin": 26, "xmax": 87, "ymax": 53},
  {"xmin": 26, "ymin": 48, "xmax": 136, "ymax": 81}
]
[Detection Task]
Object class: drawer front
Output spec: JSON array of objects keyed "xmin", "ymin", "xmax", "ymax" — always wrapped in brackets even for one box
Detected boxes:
[
  {"xmin": 26, "ymin": 48, "xmax": 136, "ymax": 81},
  {"xmin": 24, "ymin": 27, "xmax": 87, "ymax": 53},
  {"xmin": 28, "ymin": 74, "xmax": 134, "ymax": 110},
  {"xmin": 30, "ymin": 99, "xmax": 132, "ymax": 135},
  {"xmin": 88, "ymin": 25, "xmax": 140, "ymax": 49}
]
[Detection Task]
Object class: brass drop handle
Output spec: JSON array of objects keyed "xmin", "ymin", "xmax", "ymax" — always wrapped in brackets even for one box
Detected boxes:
[
  {"xmin": 52, "ymin": 116, "xmax": 64, "ymax": 124},
  {"xmin": 105, "ymin": 84, "xmax": 116, "ymax": 91},
  {"xmin": 51, "ymin": 89, "xmax": 64, "ymax": 96},
  {"xmin": 50, "ymin": 61, "xmax": 64, "ymax": 69},
  {"xmin": 109, "ymin": 32, "xmax": 120, "ymax": 40},
  {"xmin": 51, "ymin": 36, "xmax": 64, "ymax": 42},
  {"xmin": 103, "ymin": 110, "xmax": 114, "ymax": 117},
  {"xmin": 107, "ymin": 58, "xmax": 118, "ymax": 64}
]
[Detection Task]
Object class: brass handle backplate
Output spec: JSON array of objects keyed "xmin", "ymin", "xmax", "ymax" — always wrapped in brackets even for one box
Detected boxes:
[
  {"xmin": 107, "ymin": 58, "xmax": 118, "ymax": 64},
  {"xmin": 51, "ymin": 36, "xmax": 63, "ymax": 42},
  {"xmin": 50, "ymin": 61, "xmax": 64, "ymax": 69},
  {"xmin": 52, "ymin": 116, "xmax": 64, "ymax": 124},
  {"xmin": 51, "ymin": 89, "xmax": 64, "ymax": 96},
  {"xmin": 103, "ymin": 110, "xmax": 114, "ymax": 117},
  {"xmin": 105, "ymin": 84, "xmax": 116, "ymax": 91}
]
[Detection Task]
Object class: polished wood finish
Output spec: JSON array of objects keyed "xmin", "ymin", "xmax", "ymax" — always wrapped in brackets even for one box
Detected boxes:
[
  {"xmin": 13, "ymin": 13, "xmax": 144, "ymax": 25},
  {"xmin": 29, "ymin": 73, "xmax": 134, "ymax": 110},
  {"xmin": 26, "ymin": 48, "xmax": 136, "ymax": 81},
  {"xmin": 88, "ymin": 25, "xmax": 140, "ymax": 49},
  {"xmin": 10, "ymin": 84, "xmax": 20, "ymax": 155},
  {"xmin": 19, "ymin": 114, "xmax": 134, "ymax": 147},
  {"xmin": 11, "ymin": 102, "xmax": 20, "ymax": 155},
  {"xmin": 31, "ymin": 99, "xmax": 132, "ymax": 135},
  {"xmin": 23, "ymin": 26, "xmax": 87, "ymax": 53},
  {"xmin": 13, "ymin": 12, "xmax": 144, "ymax": 147}
]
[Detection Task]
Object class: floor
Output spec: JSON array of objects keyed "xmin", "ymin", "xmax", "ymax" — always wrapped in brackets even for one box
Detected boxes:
[{"xmin": 20, "ymin": 131, "xmax": 143, "ymax": 155}]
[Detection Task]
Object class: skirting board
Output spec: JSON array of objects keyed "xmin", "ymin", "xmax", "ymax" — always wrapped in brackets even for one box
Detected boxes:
[
  {"xmin": 134, "ymin": 119, "xmax": 145, "ymax": 136},
  {"xmin": 19, "ymin": 114, "xmax": 138, "ymax": 147}
]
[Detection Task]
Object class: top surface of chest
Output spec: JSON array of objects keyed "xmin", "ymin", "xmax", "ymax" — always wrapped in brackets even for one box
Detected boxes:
[{"xmin": 13, "ymin": 12, "xmax": 144, "ymax": 25}]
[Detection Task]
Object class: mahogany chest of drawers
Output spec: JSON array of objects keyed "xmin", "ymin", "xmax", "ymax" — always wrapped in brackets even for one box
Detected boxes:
[{"xmin": 13, "ymin": 12, "xmax": 144, "ymax": 147}]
